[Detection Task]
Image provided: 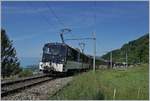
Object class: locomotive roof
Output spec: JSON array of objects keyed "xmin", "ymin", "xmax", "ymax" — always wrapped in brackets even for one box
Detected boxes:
[
  {"xmin": 44, "ymin": 42, "xmax": 66, "ymax": 46},
  {"xmin": 44, "ymin": 43, "xmax": 77, "ymax": 50},
  {"xmin": 44, "ymin": 42, "xmax": 89, "ymax": 57}
]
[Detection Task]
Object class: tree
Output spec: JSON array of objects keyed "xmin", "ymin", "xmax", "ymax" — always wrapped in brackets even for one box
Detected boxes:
[{"xmin": 1, "ymin": 29, "xmax": 22, "ymax": 77}]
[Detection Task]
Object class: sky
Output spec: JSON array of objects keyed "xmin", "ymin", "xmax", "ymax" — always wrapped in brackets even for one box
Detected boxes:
[{"xmin": 1, "ymin": 1, "xmax": 149, "ymax": 67}]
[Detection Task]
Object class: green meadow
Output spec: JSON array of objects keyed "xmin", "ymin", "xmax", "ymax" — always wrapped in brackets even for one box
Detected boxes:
[{"xmin": 50, "ymin": 64, "xmax": 149, "ymax": 100}]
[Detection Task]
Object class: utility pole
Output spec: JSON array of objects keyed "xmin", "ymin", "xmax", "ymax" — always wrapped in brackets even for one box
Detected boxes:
[
  {"xmin": 79, "ymin": 42, "xmax": 85, "ymax": 69},
  {"xmin": 93, "ymin": 32, "xmax": 96, "ymax": 72},
  {"xmin": 110, "ymin": 51, "xmax": 112, "ymax": 68},
  {"xmin": 126, "ymin": 51, "xmax": 128, "ymax": 68}
]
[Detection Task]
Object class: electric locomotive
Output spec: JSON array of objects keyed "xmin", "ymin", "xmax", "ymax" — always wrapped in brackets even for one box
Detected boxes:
[{"xmin": 39, "ymin": 43, "xmax": 93, "ymax": 73}]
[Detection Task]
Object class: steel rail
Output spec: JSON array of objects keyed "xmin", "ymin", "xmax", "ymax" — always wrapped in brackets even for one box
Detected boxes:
[
  {"xmin": 1, "ymin": 75, "xmax": 54, "ymax": 97},
  {"xmin": 1, "ymin": 74, "xmax": 50, "ymax": 86}
]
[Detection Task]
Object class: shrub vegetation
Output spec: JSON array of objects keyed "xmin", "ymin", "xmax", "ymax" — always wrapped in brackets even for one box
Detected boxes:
[{"xmin": 18, "ymin": 69, "xmax": 33, "ymax": 77}]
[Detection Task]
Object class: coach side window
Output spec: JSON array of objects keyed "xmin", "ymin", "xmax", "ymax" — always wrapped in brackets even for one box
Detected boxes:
[
  {"xmin": 67, "ymin": 48, "xmax": 73, "ymax": 61},
  {"xmin": 77, "ymin": 53, "xmax": 80, "ymax": 62},
  {"xmin": 72, "ymin": 50, "xmax": 78, "ymax": 61},
  {"xmin": 67, "ymin": 48, "xmax": 79, "ymax": 61},
  {"xmin": 80, "ymin": 54, "xmax": 83, "ymax": 62}
]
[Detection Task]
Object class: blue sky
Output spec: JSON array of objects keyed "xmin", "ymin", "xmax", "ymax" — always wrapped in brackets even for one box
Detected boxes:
[{"xmin": 1, "ymin": 1, "xmax": 149, "ymax": 66}]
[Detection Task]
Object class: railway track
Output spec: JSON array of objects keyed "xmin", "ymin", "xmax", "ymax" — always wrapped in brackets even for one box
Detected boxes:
[{"xmin": 1, "ymin": 74, "xmax": 54, "ymax": 97}]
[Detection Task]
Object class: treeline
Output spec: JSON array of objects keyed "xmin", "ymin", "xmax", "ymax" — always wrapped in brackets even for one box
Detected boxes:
[{"xmin": 102, "ymin": 33, "xmax": 149, "ymax": 64}]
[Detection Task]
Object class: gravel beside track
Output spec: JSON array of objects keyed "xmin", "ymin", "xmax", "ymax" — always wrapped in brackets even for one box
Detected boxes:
[{"xmin": 1, "ymin": 76, "xmax": 73, "ymax": 100}]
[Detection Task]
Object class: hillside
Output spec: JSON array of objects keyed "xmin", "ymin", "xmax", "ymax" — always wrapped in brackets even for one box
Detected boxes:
[{"xmin": 101, "ymin": 34, "xmax": 149, "ymax": 64}]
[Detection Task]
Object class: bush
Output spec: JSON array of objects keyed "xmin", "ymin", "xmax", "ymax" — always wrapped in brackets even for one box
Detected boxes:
[{"xmin": 18, "ymin": 69, "xmax": 33, "ymax": 77}]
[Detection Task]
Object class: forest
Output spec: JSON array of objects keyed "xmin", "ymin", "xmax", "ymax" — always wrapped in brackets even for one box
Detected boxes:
[{"xmin": 102, "ymin": 34, "xmax": 149, "ymax": 64}]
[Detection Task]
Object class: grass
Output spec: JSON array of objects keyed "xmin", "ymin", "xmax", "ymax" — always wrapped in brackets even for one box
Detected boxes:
[{"xmin": 50, "ymin": 64, "xmax": 149, "ymax": 100}]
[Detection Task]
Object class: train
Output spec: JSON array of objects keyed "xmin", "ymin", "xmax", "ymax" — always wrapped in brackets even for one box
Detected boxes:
[
  {"xmin": 39, "ymin": 42, "xmax": 128, "ymax": 74},
  {"xmin": 39, "ymin": 43, "xmax": 94, "ymax": 74}
]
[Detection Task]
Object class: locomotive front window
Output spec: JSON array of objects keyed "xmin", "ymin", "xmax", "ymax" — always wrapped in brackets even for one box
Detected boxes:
[
  {"xmin": 43, "ymin": 45, "xmax": 65, "ymax": 56},
  {"xmin": 50, "ymin": 46, "xmax": 60, "ymax": 55},
  {"xmin": 43, "ymin": 47, "xmax": 50, "ymax": 54}
]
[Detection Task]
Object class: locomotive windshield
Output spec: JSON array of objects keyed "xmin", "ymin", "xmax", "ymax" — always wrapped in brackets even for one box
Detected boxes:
[
  {"xmin": 43, "ymin": 45, "xmax": 62, "ymax": 55},
  {"xmin": 42, "ymin": 44, "xmax": 66, "ymax": 63}
]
